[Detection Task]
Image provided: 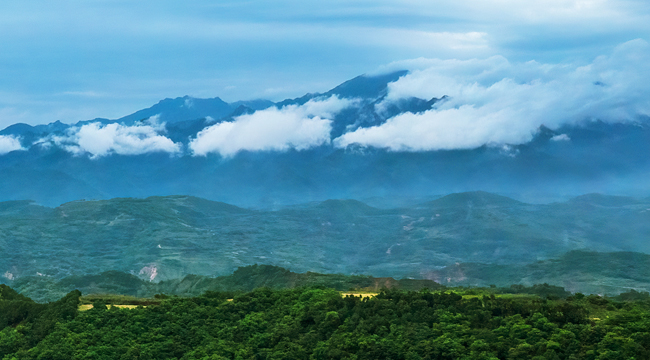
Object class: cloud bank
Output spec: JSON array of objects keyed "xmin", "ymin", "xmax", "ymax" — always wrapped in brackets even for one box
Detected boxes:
[
  {"xmin": 0, "ymin": 135, "xmax": 23, "ymax": 155},
  {"xmin": 335, "ymin": 39, "xmax": 650, "ymax": 151},
  {"xmin": 40, "ymin": 117, "xmax": 181, "ymax": 158},
  {"xmin": 190, "ymin": 96, "xmax": 353, "ymax": 157}
]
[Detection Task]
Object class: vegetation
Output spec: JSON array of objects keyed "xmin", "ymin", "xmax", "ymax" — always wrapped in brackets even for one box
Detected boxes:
[
  {"xmin": 2, "ymin": 284, "xmax": 650, "ymax": 359},
  {"xmin": 8, "ymin": 265, "xmax": 444, "ymax": 303},
  {"xmin": 3, "ymin": 193, "xmax": 650, "ymax": 295}
]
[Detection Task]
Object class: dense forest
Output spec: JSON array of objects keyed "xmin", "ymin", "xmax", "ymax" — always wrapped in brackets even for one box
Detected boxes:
[{"xmin": 2, "ymin": 284, "xmax": 650, "ymax": 359}]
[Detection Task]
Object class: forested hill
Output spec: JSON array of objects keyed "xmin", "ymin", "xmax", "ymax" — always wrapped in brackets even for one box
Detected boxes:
[
  {"xmin": 8, "ymin": 250, "xmax": 650, "ymax": 303},
  {"xmin": 9, "ymin": 264, "xmax": 443, "ymax": 303},
  {"xmin": 2, "ymin": 192, "xmax": 650, "ymax": 287},
  {"xmin": 2, "ymin": 285, "xmax": 650, "ymax": 359}
]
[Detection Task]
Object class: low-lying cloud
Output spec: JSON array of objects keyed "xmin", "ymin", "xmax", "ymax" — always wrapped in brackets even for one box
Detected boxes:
[
  {"xmin": 190, "ymin": 96, "xmax": 354, "ymax": 157},
  {"xmin": 0, "ymin": 135, "xmax": 23, "ymax": 155},
  {"xmin": 40, "ymin": 117, "xmax": 181, "ymax": 158},
  {"xmin": 336, "ymin": 39, "xmax": 650, "ymax": 151}
]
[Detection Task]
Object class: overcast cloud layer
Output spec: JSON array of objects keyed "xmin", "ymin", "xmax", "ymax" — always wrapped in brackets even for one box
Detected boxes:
[
  {"xmin": 1, "ymin": 0, "xmax": 650, "ymax": 129},
  {"xmin": 335, "ymin": 39, "xmax": 650, "ymax": 151}
]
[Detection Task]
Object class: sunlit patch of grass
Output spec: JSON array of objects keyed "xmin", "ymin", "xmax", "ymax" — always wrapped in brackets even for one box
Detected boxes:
[
  {"xmin": 341, "ymin": 292, "xmax": 377, "ymax": 299},
  {"xmin": 78, "ymin": 304, "xmax": 145, "ymax": 311}
]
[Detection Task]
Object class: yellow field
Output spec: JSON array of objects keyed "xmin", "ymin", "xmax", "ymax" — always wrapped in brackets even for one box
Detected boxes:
[
  {"xmin": 79, "ymin": 304, "xmax": 143, "ymax": 311},
  {"xmin": 341, "ymin": 292, "xmax": 377, "ymax": 299}
]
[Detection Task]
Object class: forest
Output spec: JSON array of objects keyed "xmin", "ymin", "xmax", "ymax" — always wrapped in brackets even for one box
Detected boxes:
[{"xmin": 2, "ymin": 284, "xmax": 650, "ymax": 359}]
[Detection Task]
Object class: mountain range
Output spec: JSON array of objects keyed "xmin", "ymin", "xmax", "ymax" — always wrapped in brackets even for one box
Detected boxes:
[
  {"xmin": 2, "ymin": 192, "xmax": 650, "ymax": 297},
  {"xmin": 1, "ymin": 71, "xmax": 649, "ymax": 207}
]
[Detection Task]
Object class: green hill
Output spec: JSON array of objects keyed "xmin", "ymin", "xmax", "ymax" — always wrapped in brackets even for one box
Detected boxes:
[
  {"xmin": 2, "ymin": 193, "xmax": 650, "ymax": 287},
  {"xmin": 432, "ymin": 250, "xmax": 650, "ymax": 295},
  {"xmin": 425, "ymin": 191, "xmax": 523, "ymax": 208},
  {"xmin": 568, "ymin": 193, "xmax": 640, "ymax": 207},
  {"xmin": 10, "ymin": 265, "xmax": 444, "ymax": 303}
]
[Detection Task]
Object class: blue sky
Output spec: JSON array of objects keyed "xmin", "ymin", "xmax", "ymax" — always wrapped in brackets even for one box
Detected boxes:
[{"xmin": 1, "ymin": 0, "xmax": 650, "ymax": 129}]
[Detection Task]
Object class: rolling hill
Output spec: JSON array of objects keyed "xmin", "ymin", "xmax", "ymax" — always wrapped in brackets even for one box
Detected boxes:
[{"xmin": 1, "ymin": 192, "xmax": 649, "ymax": 296}]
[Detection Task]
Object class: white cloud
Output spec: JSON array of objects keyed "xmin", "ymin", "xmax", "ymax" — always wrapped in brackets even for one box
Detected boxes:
[
  {"xmin": 0, "ymin": 135, "xmax": 24, "ymax": 155},
  {"xmin": 42, "ymin": 117, "xmax": 181, "ymax": 158},
  {"xmin": 190, "ymin": 96, "xmax": 353, "ymax": 157},
  {"xmin": 335, "ymin": 39, "xmax": 650, "ymax": 151},
  {"xmin": 551, "ymin": 134, "xmax": 570, "ymax": 141}
]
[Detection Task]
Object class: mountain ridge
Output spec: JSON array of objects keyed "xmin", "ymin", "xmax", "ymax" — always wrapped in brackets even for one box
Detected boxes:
[
  {"xmin": 1, "ymin": 71, "xmax": 650, "ymax": 208},
  {"xmin": 2, "ymin": 192, "xmax": 650, "ymax": 286}
]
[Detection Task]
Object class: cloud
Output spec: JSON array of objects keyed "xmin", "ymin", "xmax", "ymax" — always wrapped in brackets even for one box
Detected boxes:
[
  {"xmin": 0, "ymin": 135, "xmax": 24, "ymax": 155},
  {"xmin": 41, "ymin": 117, "xmax": 181, "ymax": 158},
  {"xmin": 551, "ymin": 134, "xmax": 570, "ymax": 142},
  {"xmin": 335, "ymin": 39, "xmax": 650, "ymax": 151},
  {"xmin": 2, "ymin": 0, "xmax": 649, "ymax": 128},
  {"xmin": 190, "ymin": 96, "xmax": 354, "ymax": 157}
]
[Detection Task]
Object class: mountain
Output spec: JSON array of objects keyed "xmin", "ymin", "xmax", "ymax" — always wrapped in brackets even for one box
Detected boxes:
[
  {"xmin": 425, "ymin": 191, "xmax": 523, "ymax": 208},
  {"xmin": 429, "ymin": 250, "xmax": 650, "ymax": 296},
  {"xmin": 115, "ymin": 96, "xmax": 275, "ymax": 125},
  {"xmin": 1, "ymin": 71, "xmax": 650, "ymax": 208},
  {"xmin": 568, "ymin": 193, "xmax": 640, "ymax": 207},
  {"xmin": 1, "ymin": 193, "xmax": 650, "ymax": 288},
  {"xmin": 10, "ymin": 265, "xmax": 444, "ymax": 303},
  {"xmin": 275, "ymin": 70, "xmax": 408, "ymax": 107},
  {"xmin": 12, "ymin": 250, "xmax": 650, "ymax": 302}
]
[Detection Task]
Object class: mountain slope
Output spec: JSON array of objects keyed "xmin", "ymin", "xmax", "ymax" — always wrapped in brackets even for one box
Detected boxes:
[
  {"xmin": 116, "ymin": 96, "xmax": 275, "ymax": 125},
  {"xmin": 1, "ymin": 193, "xmax": 650, "ymax": 285},
  {"xmin": 430, "ymin": 250, "xmax": 650, "ymax": 295},
  {"xmin": 1, "ymin": 72, "xmax": 650, "ymax": 208}
]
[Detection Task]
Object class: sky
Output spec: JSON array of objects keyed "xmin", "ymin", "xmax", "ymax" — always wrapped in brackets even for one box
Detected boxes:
[{"xmin": 1, "ymin": 0, "xmax": 650, "ymax": 130}]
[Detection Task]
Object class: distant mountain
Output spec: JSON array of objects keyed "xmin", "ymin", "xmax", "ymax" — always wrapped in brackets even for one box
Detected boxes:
[
  {"xmin": 425, "ymin": 191, "xmax": 523, "ymax": 208},
  {"xmin": 115, "ymin": 96, "xmax": 275, "ymax": 125},
  {"xmin": 430, "ymin": 250, "xmax": 650, "ymax": 296},
  {"xmin": 312, "ymin": 199, "xmax": 381, "ymax": 215},
  {"xmin": 10, "ymin": 264, "xmax": 444, "ymax": 303},
  {"xmin": 275, "ymin": 70, "xmax": 408, "ymax": 107},
  {"xmin": 568, "ymin": 193, "xmax": 640, "ymax": 207},
  {"xmin": 1, "ymin": 193, "xmax": 650, "ymax": 287},
  {"xmin": 12, "ymin": 250, "xmax": 650, "ymax": 302},
  {"xmin": 0, "ymin": 71, "xmax": 650, "ymax": 207}
]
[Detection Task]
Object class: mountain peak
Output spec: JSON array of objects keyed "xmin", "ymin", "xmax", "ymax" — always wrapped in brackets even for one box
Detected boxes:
[{"xmin": 325, "ymin": 70, "xmax": 408, "ymax": 99}]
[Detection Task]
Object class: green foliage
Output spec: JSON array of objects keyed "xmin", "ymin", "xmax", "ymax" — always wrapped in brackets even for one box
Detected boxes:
[
  {"xmin": 611, "ymin": 289, "xmax": 650, "ymax": 302},
  {"xmin": 8, "ymin": 265, "xmax": 445, "ymax": 303},
  {"xmin": 3, "ymin": 193, "xmax": 650, "ymax": 297},
  {"xmin": 500, "ymin": 283, "xmax": 572, "ymax": 299},
  {"xmin": 0, "ymin": 289, "xmax": 81, "ymax": 358},
  {"xmin": 2, "ymin": 285, "xmax": 650, "ymax": 359}
]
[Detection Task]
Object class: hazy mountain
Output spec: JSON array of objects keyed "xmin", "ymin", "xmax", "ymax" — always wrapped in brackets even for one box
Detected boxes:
[
  {"xmin": 115, "ymin": 96, "xmax": 275, "ymax": 125},
  {"xmin": 1, "ymin": 71, "xmax": 649, "ymax": 208},
  {"xmin": 1, "ymin": 193, "xmax": 649, "ymax": 289},
  {"xmin": 11, "ymin": 264, "xmax": 444, "ymax": 303},
  {"xmin": 430, "ymin": 250, "xmax": 650, "ymax": 296}
]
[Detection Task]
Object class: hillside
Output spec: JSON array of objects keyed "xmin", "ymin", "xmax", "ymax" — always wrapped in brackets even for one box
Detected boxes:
[
  {"xmin": 430, "ymin": 250, "xmax": 650, "ymax": 295},
  {"xmin": 9, "ymin": 265, "xmax": 444, "ymax": 303},
  {"xmin": 3, "ymin": 285, "xmax": 650, "ymax": 359},
  {"xmin": 1, "ymin": 192, "xmax": 650, "ymax": 295},
  {"xmin": 1, "ymin": 72, "xmax": 650, "ymax": 208}
]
